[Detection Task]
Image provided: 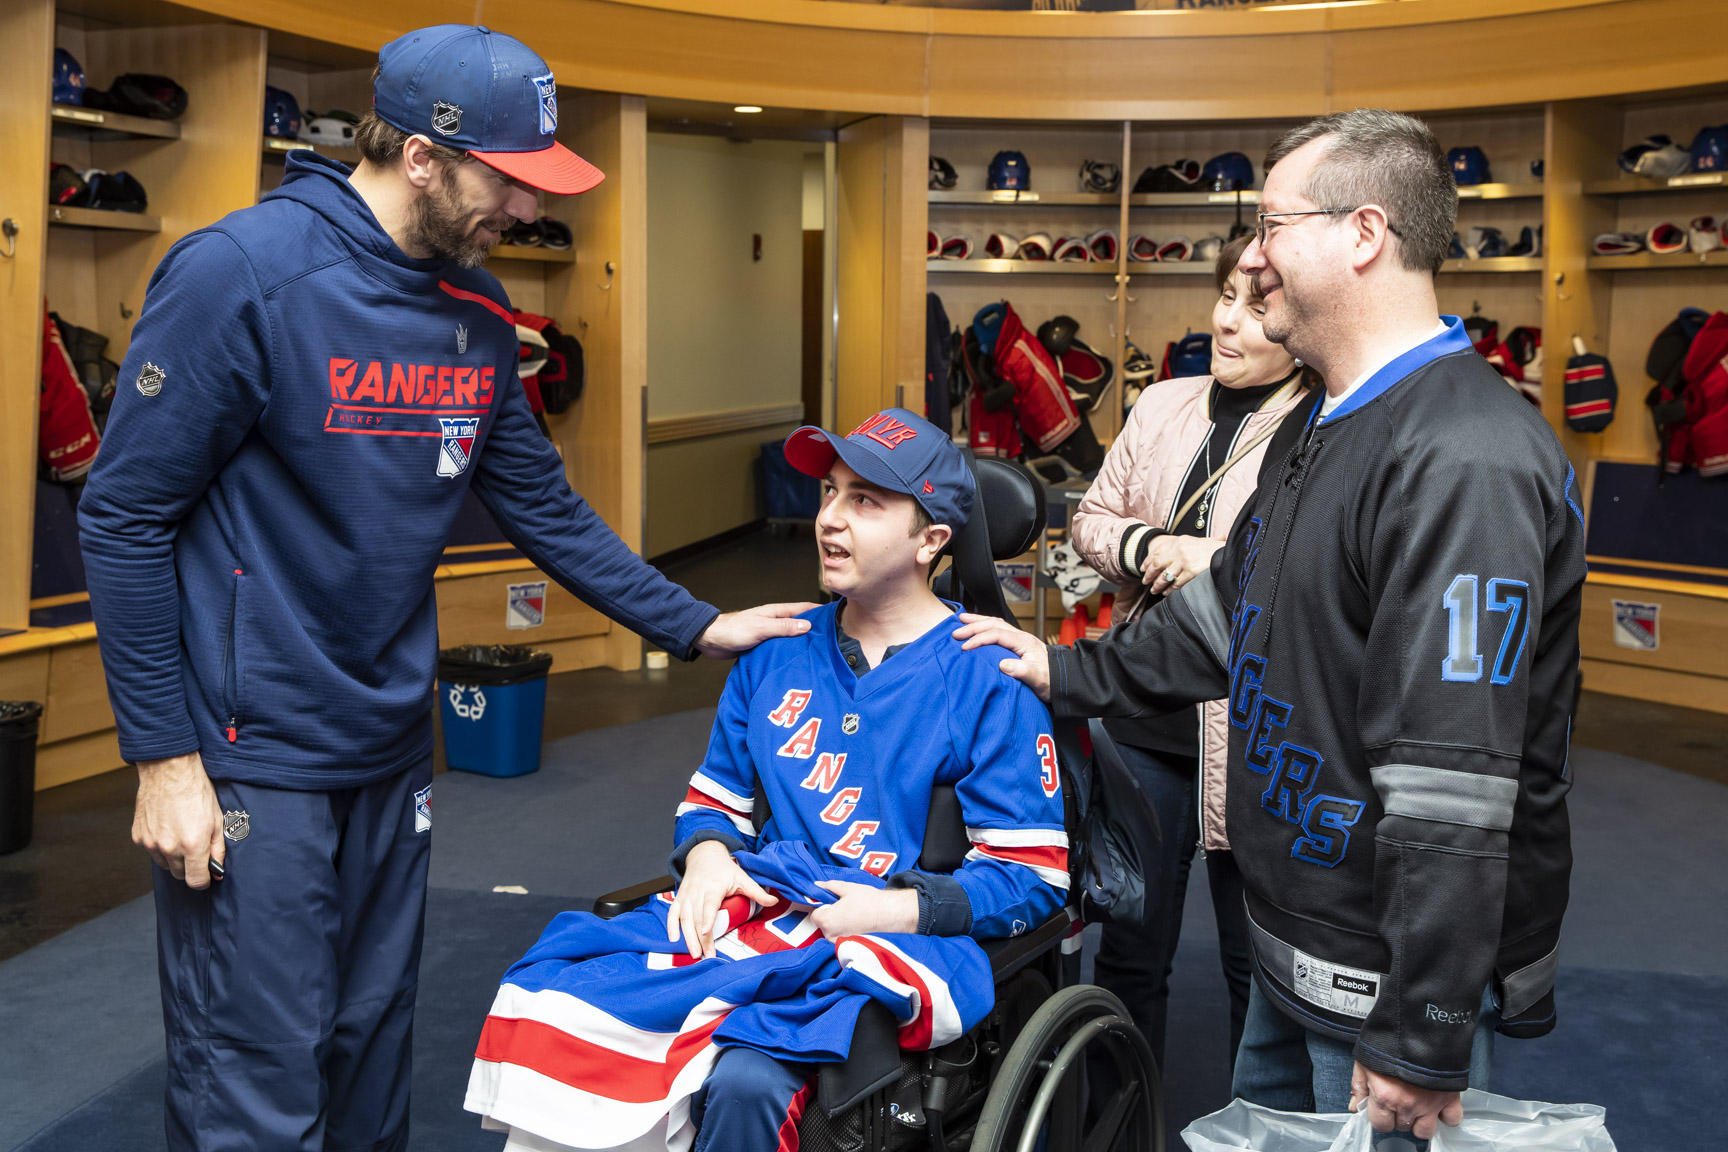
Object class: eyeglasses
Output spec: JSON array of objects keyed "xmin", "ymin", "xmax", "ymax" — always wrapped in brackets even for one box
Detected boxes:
[{"xmin": 1255, "ymin": 207, "xmax": 1405, "ymax": 245}]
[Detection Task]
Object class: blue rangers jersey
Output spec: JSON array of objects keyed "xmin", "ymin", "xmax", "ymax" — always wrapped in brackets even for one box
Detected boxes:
[{"xmin": 675, "ymin": 602, "xmax": 1068, "ymax": 940}]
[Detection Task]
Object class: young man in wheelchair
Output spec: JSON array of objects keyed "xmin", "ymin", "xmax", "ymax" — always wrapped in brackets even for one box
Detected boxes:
[{"xmin": 467, "ymin": 409, "xmax": 1070, "ymax": 1151}]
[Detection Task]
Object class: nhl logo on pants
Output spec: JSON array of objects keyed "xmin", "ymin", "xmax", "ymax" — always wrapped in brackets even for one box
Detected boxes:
[
  {"xmin": 223, "ymin": 810, "xmax": 250, "ymax": 841},
  {"xmin": 438, "ymin": 417, "xmax": 480, "ymax": 477}
]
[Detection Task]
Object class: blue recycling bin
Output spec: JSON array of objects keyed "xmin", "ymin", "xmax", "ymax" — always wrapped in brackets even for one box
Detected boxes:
[{"xmin": 437, "ymin": 645, "xmax": 554, "ymax": 778}]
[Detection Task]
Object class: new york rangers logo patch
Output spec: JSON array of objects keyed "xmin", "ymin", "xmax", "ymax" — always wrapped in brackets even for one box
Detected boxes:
[
  {"xmin": 413, "ymin": 783, "xmax": 432, "ymax": 833},
  {"xmin": 532, "ymin": 73, "xmax": 558, "ymax": 136},
  {"xmin": 437, "ymin": 416, "xmax": 480, "ymax": 477},
  {"xmin": 506, "ymin": 580, "xmax": 547, "ymax": 629},
  {"xmin": 1611, "ymin": 599, "xmax": 1660, "ymax": 650}
]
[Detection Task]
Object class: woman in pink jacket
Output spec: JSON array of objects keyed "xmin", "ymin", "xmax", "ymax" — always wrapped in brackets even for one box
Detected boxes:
[{"xmin": 1072, "ymin": 233, "xmax": 1311, "ymax": 1071}]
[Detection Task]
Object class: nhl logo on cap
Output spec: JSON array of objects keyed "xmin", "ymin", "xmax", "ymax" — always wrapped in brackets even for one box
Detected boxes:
[
  {"xmin": 431, "ymin": 100, "xmax": 462, "ymax": 136},
  {"xmin": 136, "ymin": 361, "xmax": 165, "ymax": 397}
]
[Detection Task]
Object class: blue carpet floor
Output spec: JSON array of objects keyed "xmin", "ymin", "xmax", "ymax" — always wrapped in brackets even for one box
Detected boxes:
[{"xmin": 1, "ymin": 713, "xmax": 1719, "ymax": 1151}]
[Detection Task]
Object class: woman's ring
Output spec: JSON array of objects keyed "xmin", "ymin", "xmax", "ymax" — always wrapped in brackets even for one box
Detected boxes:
[{"xmin": 1163, "ymin": 568, "xmax": 1180, "ymax": 583}]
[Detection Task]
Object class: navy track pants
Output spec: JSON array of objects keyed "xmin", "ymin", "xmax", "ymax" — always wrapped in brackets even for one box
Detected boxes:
[
  {"xmin": 689, "ymin": 1046, "xmax": 812, "ymax": 1152},
  {"xmin": 153, "ymin": 757, "xmax": 433, "ymax": 1151}
]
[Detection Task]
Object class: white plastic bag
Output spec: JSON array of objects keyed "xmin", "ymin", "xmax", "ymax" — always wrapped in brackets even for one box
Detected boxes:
[{"xmin": 1182, "ymin": 1090, "xmax": 1617, "ymax": 1152}]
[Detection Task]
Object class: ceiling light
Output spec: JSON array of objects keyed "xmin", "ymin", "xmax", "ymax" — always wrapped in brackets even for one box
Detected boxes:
[{"xmin": 733, "ymin": 105, "xmax": 763, "ymax": 114}]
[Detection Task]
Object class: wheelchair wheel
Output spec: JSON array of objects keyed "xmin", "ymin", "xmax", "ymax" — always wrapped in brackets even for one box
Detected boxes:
[{"xmin": 970, "ymin": 985, "xmax": 1161, "ymax": 1152}]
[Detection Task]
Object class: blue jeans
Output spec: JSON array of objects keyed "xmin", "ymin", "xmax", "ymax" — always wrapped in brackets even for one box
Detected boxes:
[
  {"xmin": 1232, "ymin": 980, "xmax": 1499, "ymax": 1114},
  {"xmin": 1092, "ymin": 741, "xmax": 1252, "ymax": 1069}
]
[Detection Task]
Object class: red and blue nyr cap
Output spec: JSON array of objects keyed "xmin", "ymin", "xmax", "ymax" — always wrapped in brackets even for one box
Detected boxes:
[
  {"xmin": 784, "ymin": 408, "xmax": 974, "ymax": 531},
  {"xmin": 373, "ymin": 25, "xmax": 603, "ymax": 195}
]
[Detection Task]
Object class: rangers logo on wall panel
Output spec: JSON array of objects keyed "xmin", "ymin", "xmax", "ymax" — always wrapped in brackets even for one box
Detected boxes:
[
  {"xmin": 437, "ymin": 416, "xmax": 480, "ymax": 477},
  {"xmin": 506, "ymin": 580, "xmax": 548, "ymax": 629},
  {"xmin": 1611, "ymin": 599, "xmax": 1660, "ymax": 650}
]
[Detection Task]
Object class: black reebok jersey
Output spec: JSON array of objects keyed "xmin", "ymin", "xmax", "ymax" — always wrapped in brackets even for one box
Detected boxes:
[{"xmin": 1051, "ymin": 321, "xmax": 1585, "ymax": 1090}]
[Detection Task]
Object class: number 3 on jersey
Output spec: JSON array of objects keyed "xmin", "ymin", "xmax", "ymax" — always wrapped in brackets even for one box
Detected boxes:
[
  {"xmin": 1442, "ymin": 574, "xmax": 1530, "ymax": 685},
  {"xmin": 1036, "ymin": 734, "xmax": 1059, "ymax": 798}
]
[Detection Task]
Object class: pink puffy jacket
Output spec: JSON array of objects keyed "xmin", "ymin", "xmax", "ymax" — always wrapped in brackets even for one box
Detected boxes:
[{"xmin": 1070, "ymin": 374, "xmax": 1307, "ymax": 850}]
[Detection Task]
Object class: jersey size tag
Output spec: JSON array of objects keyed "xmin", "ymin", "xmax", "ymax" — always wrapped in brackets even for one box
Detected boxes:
[{"xmin": 1291, "ymin": 948, "xmax": 1380, "ymax": 1019}]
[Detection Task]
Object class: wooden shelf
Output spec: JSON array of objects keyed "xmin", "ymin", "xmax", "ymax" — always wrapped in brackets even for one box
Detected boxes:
[
  {"xmin": 929, "ymin": 190, "xmax": 1119, "ymax": 207},
  {"xmin": 262, "ymin": 136, "xmax": 359, "ymax": 165},
  {"xmin": 491, "ymin": 245, "xmax": 576, "ymax": 263},
  {"xmin": 927, "ymin": 258, "xmax": 1117, "ymax": 275},
  {"xmin": 1586, "ymin": 250, "xmax": 1728, "ymax": 271},
  {"xmin": 1126, "ymin": 261, "xmax": 1213, "ymax": 275},
  {"xmin": 1584, "ymin": 173, "xmax": 1728, "ymax": 196},
  {"xmin": 47, "ymin": 204, "xmax": 161, "ymax": 232},
  {"xmin": 1439, "ymin": 256, "xmax": 1544, "ymax": 273},
  {"xmin": 51, "ymin": 103, "xmax": 180, "ymax": 140},
  {"xmin": 1451, "ymin": 182, "xmax": 1546, "ymax": 201},
  {"xmin": 1129, "ymin": 190, "xmax": 1260, "ymax": 208}
]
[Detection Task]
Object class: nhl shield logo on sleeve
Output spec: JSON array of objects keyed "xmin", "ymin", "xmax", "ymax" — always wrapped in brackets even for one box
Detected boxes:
[
  {"xmin": 506, "ymin": 581, "xmax": 547, "ymax": 629},
  {"xmin": 437, "ymin": 416, "xmax": 480, "ymax": 477},
  {"xmin": 136, "ymin": 362, "xmax": 166, "ymax": 397},
  {"xmin": 1612, "ymin": 599, "xmax": 1660, "ymax": 650}
]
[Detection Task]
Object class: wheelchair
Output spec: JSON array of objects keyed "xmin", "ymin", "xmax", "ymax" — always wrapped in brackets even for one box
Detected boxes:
[{"xmin": 595, "ymin": 454, "xmax": 1162, "ymax": 1152}]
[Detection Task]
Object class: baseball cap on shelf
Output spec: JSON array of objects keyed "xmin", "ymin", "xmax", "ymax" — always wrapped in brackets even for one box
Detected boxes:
[
  {"xmin": 373, "ymin": 24, "xmax": 603, "ymax": 194},
  {"xmin": 1689, "ymin": 216, "xmax": 1722, "ymax": 253},
  {"xmin": 1647, "ymin": 222, "xmax": 1688, "ymax": 254},
  {"xmin": 1592, "ymin": 232, "xmax": 1644, "ymax": 256},
  {"xmin": 784, "ymin": 408, "xmax": 975, "ymax": 531},
  {"xmin": 1052, "ymin": 236, "xmax": 1090, "ymax": 262}
]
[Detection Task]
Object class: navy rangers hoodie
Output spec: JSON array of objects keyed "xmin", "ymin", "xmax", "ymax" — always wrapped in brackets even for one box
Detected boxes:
[{"xmin": 80, "ymin": 152, "xmax": 718, "ymax": 788}]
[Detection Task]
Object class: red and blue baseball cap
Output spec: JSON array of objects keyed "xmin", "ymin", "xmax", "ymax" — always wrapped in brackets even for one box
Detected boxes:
[
  {"xmin": 784, "ymin": 408, "xmax": 974, "ymax": 530},
  {"xmin": 373, "ymin": 24, "xmax": 603, "ymax": 195}
]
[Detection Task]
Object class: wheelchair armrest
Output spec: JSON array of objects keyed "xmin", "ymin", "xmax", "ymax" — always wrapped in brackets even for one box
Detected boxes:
[
  {"xmin": 980, "ymin": 910, "xmax": 1072, "ymax": 981},
  {"xmin": 594, "ymin": 875, "xmax": 676, "ymax": 920}
]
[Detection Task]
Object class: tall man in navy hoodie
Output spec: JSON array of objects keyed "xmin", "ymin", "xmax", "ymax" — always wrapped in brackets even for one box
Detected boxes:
[{"xmin": 79, "ymin": 25, "xmax": 811, "ymax": 1150}]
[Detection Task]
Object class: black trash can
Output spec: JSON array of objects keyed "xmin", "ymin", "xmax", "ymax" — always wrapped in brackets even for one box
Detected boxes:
[
  {"xmin": 0, "ymin": 701, "xmax": 44, "ymax": 855},
  {"xmin": 437, "ymin": 646, "xmax": 554, "ymax": 778}
]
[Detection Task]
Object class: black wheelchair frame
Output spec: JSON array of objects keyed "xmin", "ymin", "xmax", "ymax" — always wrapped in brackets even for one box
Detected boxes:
[{"xmin": 594, "ymin": 453, "xmax": 1162, "ymax": 1152}]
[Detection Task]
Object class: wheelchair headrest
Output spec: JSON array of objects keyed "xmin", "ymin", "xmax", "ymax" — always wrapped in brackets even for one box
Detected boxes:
[{"xmin": 971, "ymin": 456, "xmax": 1045, "ymax": 560}]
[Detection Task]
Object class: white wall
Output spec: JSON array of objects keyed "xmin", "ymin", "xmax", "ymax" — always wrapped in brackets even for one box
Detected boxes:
[
  {"xmin": 646, "ymin": 134, "xmax": 806, "ymax": 419},
  {"xmin": 645, "ymin": 134, "xmax": 809, "ymax": 556}
]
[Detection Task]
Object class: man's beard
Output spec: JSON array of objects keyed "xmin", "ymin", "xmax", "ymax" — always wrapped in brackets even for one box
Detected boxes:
[{"xmin": 406, "ymin": 177, "xmax": 502, "ymax": 269}]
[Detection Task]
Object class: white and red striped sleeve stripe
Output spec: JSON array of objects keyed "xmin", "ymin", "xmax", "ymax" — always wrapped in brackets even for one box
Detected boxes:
[
  {"xmin": 964, "ymin": 826, "xmax": 1070, "ymax": 890},
  {"xmin": 468, "ymin": 984, "xmax": 735, "ymax": 1149},
  {"xmin": 834, "ymin": 935, "xmax": 967, "ymax": 1050},
  {"xmin": 674, "ymin": 771, "xmax": 755, "ymax": 835}
]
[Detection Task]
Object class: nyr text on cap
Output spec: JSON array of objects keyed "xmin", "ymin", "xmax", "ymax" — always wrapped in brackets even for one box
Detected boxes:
[
  {"xmin": 783, "ymin": 408, "xmax": 974, "ymax": 531},
  {"xmin": 373, "ymin": 25, "xmax": 604, "ymax": 195}
]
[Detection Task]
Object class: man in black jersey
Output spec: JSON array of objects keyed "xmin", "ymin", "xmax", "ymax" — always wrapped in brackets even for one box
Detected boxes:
[{"xmin": 956, "ymin": 109, "xmax": 1584, "ymax": 1140}]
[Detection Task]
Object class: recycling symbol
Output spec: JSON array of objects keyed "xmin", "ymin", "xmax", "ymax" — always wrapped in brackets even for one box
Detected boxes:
[{"xmin": 448, "ymin": 684, "xmax": 487, "ymax": 721}]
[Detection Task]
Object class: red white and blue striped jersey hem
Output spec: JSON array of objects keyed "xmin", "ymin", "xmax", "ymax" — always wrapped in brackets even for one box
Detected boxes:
[
  {"xmin": 676, "ymin": 601, "xmax": 1068, "ymax": 939},
  {"xmin": 466, "ymin": 841, "xmax": 994, "ymax": 1150}
]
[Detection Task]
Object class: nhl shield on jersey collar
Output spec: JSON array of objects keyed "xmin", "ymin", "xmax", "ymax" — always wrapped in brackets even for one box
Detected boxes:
[{"xmin": 1319, "ymin": 315, "xmax": 1475, "ymax": 425}]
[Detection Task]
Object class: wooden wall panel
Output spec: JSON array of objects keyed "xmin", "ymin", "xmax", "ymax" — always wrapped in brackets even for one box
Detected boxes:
[
  {"xmin": 170, "ymin": 0, "xmax": 1728, "ymax": 123},
  {"xmin": 81, "ymin": 24, "xmax": 268, "ymax": 359},
  {"xmin": 1543, "ymin": 100, "xmax": 1621, "ymax": 465},
  {"xmin": 1580, "ymin": 658, "xmax": 1728, "ymax": 716},
  {"xmin": 0, "ymin": 0, "xmax": 54, "ymax": 633},
  {"xmin": 545, "ymin": 93, "xmax": 646, "ymax": 669},
  {"xmin": 434, "ymin": 569, "xmax": 609, "ymax": 649},
  {"xmin": 835, "ymin": 117, "xmax": 926, "ymax": 434},
  {"xmin": 41, "ymin": 640, "xmax": 116, "ymax": 745},
  {"xmin": 1579, "ymin": 582, "xmax": 1728, "ymax": 680}
]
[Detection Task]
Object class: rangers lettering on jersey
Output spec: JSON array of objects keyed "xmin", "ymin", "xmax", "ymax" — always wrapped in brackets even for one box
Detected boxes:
[
  {"xmin": 831, "ymin": 820, "xmax": 880, "ymax": 858},
  {"xmin": 1227, "ymin": 518, "xmax": 1364, "ymax": 867},
  {"xmin": 820, "ymin": 787, "xmax": 863, "ymax": 825},
  {"xmin": 767, "ymin": 689, "xmax": 812, "ymax": 727},
  {"xmin": 801, "ymin": 753, "xmax": 847, "ymax": 793},
  {"xmin": 777, "ymin": 717, "xmax": 821, "ymax": 758}
]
